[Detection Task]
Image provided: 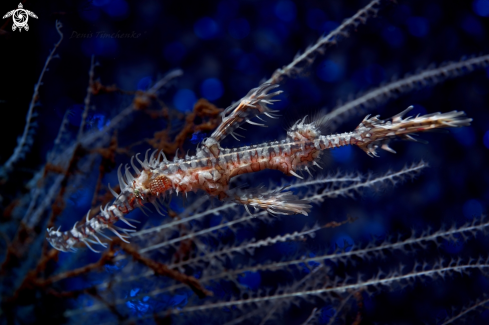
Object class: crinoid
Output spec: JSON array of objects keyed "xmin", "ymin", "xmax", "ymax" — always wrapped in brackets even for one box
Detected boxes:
[{"xmin": 2, "ymin": 1, "xmax": 489, "ymax": 324}]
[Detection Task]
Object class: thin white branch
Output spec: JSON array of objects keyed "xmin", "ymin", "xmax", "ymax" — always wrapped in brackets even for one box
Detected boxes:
[
  {"xmin": 76, "ymin": 55, "xmax": 96, "ymax": 141},
  {"xmin": 1, "ymin": 21, "xmax": 64, "ymax": 175},
  {"xmin": 307, "ymin": 161, "xmax": 427, "ymax": 202},
  {"xmin": 270, "ymin": 0, "xmax": 384, "ymax": 84},
  {"xmin": 440, "ymin": 296, "xmax": 489, "ymax": 325},
  {"xmin": 324, "ymin": 54, "xmax": 489, "ymax": 129},
  {"xmin": 172, "ymin": 261, "xmax": 489, "ymax": 314}
]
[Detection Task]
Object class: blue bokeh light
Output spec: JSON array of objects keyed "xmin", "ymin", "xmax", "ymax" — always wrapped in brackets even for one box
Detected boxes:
[
  {"xmin": 483, "ymin": 130, "xmax": 489, "ymax": 149},
  {"xmin": 191, "ymin": 131, "xmax": 207, "ymax": 144},
  {"xmin": 299, "ymin": 253, "xmax": 321, "ymax": 274},
  {"xmin": 103, "ymin": 0, "xmax": 129, "ymax": 19},
  {"xmin": 317, "ymin": 59, "xmax": 343, "ymax": 82},
  {"xmin": 272, "ymin": 22, "xmax": 289, "ymax": 41},
  {"xmin": 364, "ymin": 64, "xmax": 385, "ymax": 85},
  {"xmin": 234, "ymin": 53, "xmax": 261, "ymax": 75},
  {"xmin": 125, "ymin": 300, "xmax": 150, "ymax": 315},
  {"xmin": 260, "ymin": 26, "xmax": 285, "ymax": 45},
  {"xmin": 228, "ymin": 18, "xmax": 250, "ymax": 39},
  {"xmin": 319, "ymin": 306, "xmax": 336, "ymax": 324},
  {"xmin": 473, "ymin": 0, "xmax": 489, "ymax": 17},
  {"xmin": 451, "ymin": 127, "xmax": 476, "ymax": 147},
  {"xmin": 406, "ymin": 16, "xmax": 429, "ymax": 37},
  {"xmin": 200, "ymin": 78, "xmax": 224, "ymax": 100},
  {"xmin": 461, "ymin": 14, "xmax": 484, "ymax": 36},
  {"xmin": 173, "ymin": 89, "xmax": 197, "ymax": 112},
  {"xmin": 79, "ymin": 7, "xmax": 101, "ymax": 21},
  {"xmin": 194, "ymin": 17, "xmax": 219, "ymax": 39},
  {"xmin": 307, "ymin": 8, "xmax": 327, "ymax": 30},
  {"xmin": 217, "ymin": 0, "xmax": 239, "ymax": 18},
  {"xmin": 361, "ymin": 221, "xmax": 386, "ymax": 241},
  {"xmin": 91, "ymin": 114, "xmax": 108, "ymax": 131},
  {"xmin": 274, "ymin": 0, "xmax": 297, "ymax": 22},
  {"xmin": 323, "ymin": 21, "xmax": 339, "ymax": 34},
  {"xmin": 463, "ymin": 199, "xmax": 483, "ymax": 219},
  {"xmin": 331, "ymin": 234, "xmax": 354, "ymax": 252},
  {"xmin": 81, "ymin": 38, "xmax": 118, "ymax": 57},
  {"xmin": 130, "ymin": 288, "xmax": 140, "ymax": 297},
  {"xmin": 92, "ymin": 0, "xmax": 110, "ymax": 6},
  {"xmin": 170, "ymin": 294, "xmax": 188, "ymax": 308},
  {"xmin": 238, "ymin": 271, "xmax": 261, "ymax": 290},
  {"xmin": 137, "ymin": 76, "xmax": 152, "ymax": 90},
  {"xmin": 422, "ymin": 181, "xmax": 441, "ymax": 202},
  {"xmin": 304, "ymin": 253, "xmax": 321, "ymax": 271},
  {"xmin": 382, "ymin": 25, "xmax": 405, "ymax": 48},
  {"xmin": 164, "ymin": 41, "xmax": 186, "ymax": 64}
]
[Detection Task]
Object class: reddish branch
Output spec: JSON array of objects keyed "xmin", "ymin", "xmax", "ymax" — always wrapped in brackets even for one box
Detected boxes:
[
  {"xmin": 90, "ymin": 135, "xmax": 118, "ymax": 209},
  {"xmin": 1, "ymin": 70, "xmax": 217, "ymax": 318},
  {"xmin": 117, "ymin": 241, "xmax": 212, "ymax": 299},
  {"xmin": 45, "ymin": 144, "xmax": 87, "ymax": 230},
  {"xmin": 148, "ymin": 98, "xmax": 223, "ymax": 158},
  {"xmin": 9, "ymin": 239, "xmax": 211, "ymax": 308},
  {"xmin": 323, "ymin": 215, "xmax": 357, "ymax": 229}
]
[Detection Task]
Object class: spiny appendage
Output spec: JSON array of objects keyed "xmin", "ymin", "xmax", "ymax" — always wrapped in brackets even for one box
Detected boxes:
[
  {"xmin": 46, "ymin": 149, "xmax": 164, "ymax": 252},
  {"xmin": 204, "ymin": 82, "xmax": 282, "ymax": 151},
  {"xmin": 228, "ymin": 186, "xmax": 312, "ymax": 216},
  {"xmin": 287, "ymin": 115, "xmax": 323, "ymax": 142},
  {"xmin": 46, "ymin": 204, "xmax": 138, "ymax": 253},
  {"xmin": 124, "ymin": 148, "xmax": 179, "ymax": 199},
  {"xmin": 354, "ymin": 106, "xmax": 472, "ymax": 157}
]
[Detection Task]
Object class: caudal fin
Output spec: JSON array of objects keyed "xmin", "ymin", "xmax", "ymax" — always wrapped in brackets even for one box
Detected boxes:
[{"xmin": 354, "ymin": 106, "xmax": 472, "ymax": 157}]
